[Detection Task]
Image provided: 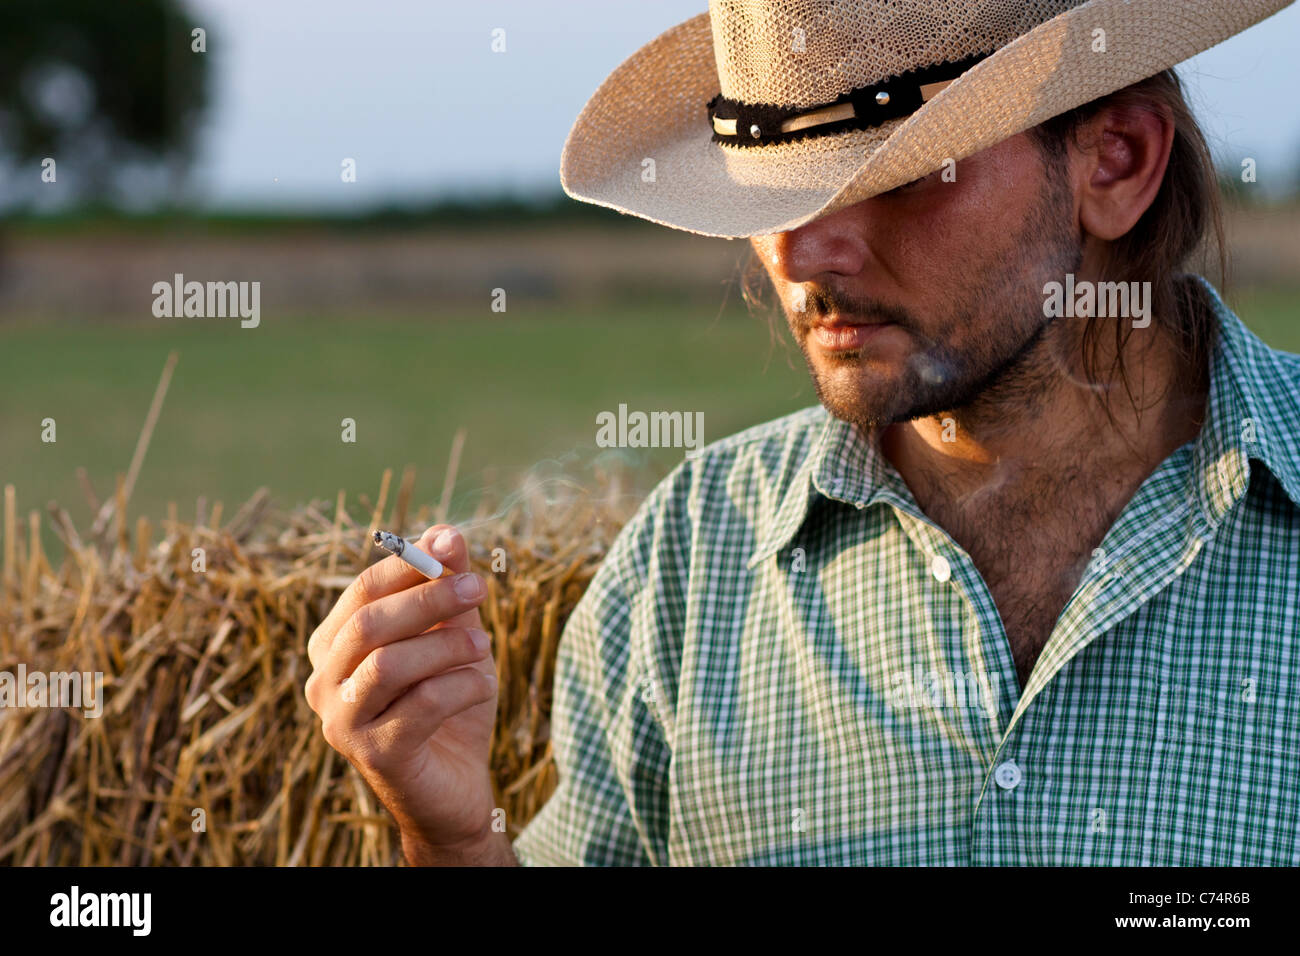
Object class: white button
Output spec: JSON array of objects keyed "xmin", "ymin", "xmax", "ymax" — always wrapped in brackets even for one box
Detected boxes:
[
  {"xmin": 993, "ymin": 760, "xmax": 1022, "ymax": 791},
  {"xmin": 931, "ymin": 555, "xmax": 951, "ymax": 582}
]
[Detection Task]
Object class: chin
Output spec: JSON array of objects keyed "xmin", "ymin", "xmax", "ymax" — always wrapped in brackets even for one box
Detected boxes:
[{"xmin": 816, "ymin": 377, "xmax": 907, "ymax": 428}]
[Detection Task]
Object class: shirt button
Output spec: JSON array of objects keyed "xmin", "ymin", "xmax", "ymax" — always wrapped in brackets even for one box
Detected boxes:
[
  {"xmin": 993, "ymin": 760, "xmax": 1022, "ymax": 791},
  {"xmin": 931, "ymin": 555, "xmax": 951, "ymax": 582}
]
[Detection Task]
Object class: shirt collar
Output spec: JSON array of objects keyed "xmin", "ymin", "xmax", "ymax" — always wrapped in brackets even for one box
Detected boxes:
[
  {"xmin": 747, "ymin": 276, "xmax": 1300, "ymax": 570},
  {"xmin": 746, "ymin": 409, "xmax": 905, "ymax": 570},
  {"xmin": 1189, "ymin": 277, "xmax": 1300, "ymax": 523}
]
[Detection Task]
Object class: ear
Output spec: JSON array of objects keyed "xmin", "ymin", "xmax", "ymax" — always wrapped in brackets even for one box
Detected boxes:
[{"xmin": 1075, "ymin": 102, "xmax": 1174, "ymax": 242}]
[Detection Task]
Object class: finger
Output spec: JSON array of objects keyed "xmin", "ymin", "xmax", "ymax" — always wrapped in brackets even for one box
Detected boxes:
[
  {"xmin": 366, "ymin": 666, "xmax": 498, "ymax": 754},
  {"xmin": 344, "ymin": 626, "xmax": 492, "ymax": 724},
  {"xmin": 426, "ymin": 524, "xmax": 471, "ymax": 576},
  {"xmin": 424, "ymin": 525, "xmax": 488, "ymax": 631},
  {"xmin": 325, "ymin": 570, "xmax": 487, "ymax": 682},
  {"xmin": 309, "ymin": 524, "xmax": 452, "ymax": 666}
]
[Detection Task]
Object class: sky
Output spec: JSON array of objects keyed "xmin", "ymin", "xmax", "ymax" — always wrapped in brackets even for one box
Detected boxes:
[{"xmin": 169, "ymin": 0, "xmax": 1300, "ymax": 209}]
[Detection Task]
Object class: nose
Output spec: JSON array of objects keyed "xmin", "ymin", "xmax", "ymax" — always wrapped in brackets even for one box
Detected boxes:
[{"xmin": 767, "ymin": 203, "xmax": 871, "ymax": 285}]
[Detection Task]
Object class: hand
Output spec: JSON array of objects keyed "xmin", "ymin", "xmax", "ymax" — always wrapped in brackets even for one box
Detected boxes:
[{"xmin": 305, "ymin": 524, "xmax": 503, "ymax": 858}]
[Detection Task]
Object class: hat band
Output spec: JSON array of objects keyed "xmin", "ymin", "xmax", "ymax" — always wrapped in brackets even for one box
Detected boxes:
[{"xmin": 706, "ymin": 52, "xmax": 986, "ymax": 147}]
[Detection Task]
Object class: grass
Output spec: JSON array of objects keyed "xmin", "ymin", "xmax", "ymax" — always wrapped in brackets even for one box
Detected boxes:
[
  {"xmin": 0, "ymin": 299, "xmax": 815, "ymax": 545},
  {"xmin": 1224, "ymin": 283, "xmax": 1300, "ymax": 349},
  {"xmin": 1, "ymin": 282, "xmax": 1294, "ymax": 553}
]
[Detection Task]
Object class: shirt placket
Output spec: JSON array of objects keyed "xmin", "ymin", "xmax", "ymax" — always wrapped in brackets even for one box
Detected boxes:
[
  {"xmin": 871, "ymin": 484, "xmax": 1023, "ymax": 863},
  {"xmin": 967, "ymin": 441, "xmax": 1239, "ymax": 864},
  {"xmin": 866, "ymin": 438, "xmax": 1230, "ymax": 864}
]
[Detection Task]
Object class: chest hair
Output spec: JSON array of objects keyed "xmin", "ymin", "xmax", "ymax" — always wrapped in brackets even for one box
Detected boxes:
[{"xmin": 916, "ymin": 462, "xmax": 1128, "ymax": 688}]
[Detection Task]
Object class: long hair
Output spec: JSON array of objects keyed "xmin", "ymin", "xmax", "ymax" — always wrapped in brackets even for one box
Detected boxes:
[{"xmin": 1026, "ymin": 68, "xmax": 1228, "ymax": 414}]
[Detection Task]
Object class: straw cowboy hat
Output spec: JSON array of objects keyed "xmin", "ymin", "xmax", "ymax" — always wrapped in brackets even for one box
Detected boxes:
[{"xmin": 559, "ymin": 0, "xmax": 1294, "ymax": 239}]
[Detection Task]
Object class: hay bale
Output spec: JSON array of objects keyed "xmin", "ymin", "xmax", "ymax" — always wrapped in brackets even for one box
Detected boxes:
[{"xmin": 0, "ymin": 465, "xmax": 638, "ymax": 865}]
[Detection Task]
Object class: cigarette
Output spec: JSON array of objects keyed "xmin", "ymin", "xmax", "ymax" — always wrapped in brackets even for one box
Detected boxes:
[{"xmin": 371, "ymin": 529, "xmax": 451, "ymax": 580}]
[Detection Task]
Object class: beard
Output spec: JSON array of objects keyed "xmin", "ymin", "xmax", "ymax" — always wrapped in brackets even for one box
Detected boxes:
[{"xmin": 785, "ymin": 170, "xmax": 1083, "ymax": 434}]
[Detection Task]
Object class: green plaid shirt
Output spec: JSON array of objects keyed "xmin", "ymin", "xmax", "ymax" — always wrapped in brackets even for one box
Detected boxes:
[{"xmin": 512, "ymin": 278, "xmax": 1300, "ymax": 866}]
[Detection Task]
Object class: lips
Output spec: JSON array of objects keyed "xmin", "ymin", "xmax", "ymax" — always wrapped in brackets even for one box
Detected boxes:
[{"xmin": 808, "ymin": 316, "xmax": 894, "ymax": 351}]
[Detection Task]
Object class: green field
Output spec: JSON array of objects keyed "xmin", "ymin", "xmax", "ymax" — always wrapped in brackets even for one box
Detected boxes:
[
  {"xmin": 2, "ymin": 284, "xmax": 1294, "ymax": 544},
  {"xmin": 0, "ymin": 300, "xmax": 816, "ymax": 538}
]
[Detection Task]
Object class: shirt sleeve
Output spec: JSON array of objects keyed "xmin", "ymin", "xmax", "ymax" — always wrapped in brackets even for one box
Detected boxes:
[{"xmin": 510, "ymin": 478, "xmax": 682, "ymax": 866}]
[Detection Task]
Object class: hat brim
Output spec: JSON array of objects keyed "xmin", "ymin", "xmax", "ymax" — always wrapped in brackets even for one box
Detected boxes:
[{"xmin": 560, "ymin": 0, "xmax": 1293, "ymax": 239}]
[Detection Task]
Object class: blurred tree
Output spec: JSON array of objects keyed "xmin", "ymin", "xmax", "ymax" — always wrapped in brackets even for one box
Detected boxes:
[{"xmin": 0, "ymin": 0, "xmax": 210, "ymax": 206}]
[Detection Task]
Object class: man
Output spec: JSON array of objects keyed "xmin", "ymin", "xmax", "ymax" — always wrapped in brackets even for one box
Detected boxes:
[{"xmin": 305, "ymin": 0, "xmax": 1299, "ymax": 865}]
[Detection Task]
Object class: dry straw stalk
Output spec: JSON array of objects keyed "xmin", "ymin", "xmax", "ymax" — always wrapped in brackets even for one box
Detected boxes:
[{"xmin": 0, "ymin": 359, "xmax": 638, "ymax": 864}]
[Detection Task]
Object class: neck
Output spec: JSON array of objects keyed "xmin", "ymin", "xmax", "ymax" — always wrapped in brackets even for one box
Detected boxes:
[{"xmin": 879, "ymin": 310, "xmax": 1209, "ymax": 515}]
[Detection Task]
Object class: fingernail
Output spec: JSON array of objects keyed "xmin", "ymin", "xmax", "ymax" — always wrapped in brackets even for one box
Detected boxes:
[
  {"xmin": 485, "ymin": 672, "xmax": 498, "ymax": 691},
  {"xmin": 454, "ymin": 573, "xmax": 482, "ymax": 600},
  {"xmin": 433, "ymin": 528, "xmax": 457, "ymax": 557},
  {"xmin": 469, "ymin": 628, "xmax": 490, "ymax": 651}
]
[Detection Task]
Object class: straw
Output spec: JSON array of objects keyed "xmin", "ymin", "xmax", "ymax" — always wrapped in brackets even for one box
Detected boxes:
[{"xmin": 0, "ymin": 454, "xmax": 636, "ymax": 866}]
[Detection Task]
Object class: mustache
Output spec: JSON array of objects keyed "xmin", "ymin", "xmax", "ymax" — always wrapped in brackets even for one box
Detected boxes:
[{"xmin": 796, "ymin": 285, "xmax": 915, "ymax": 331}]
